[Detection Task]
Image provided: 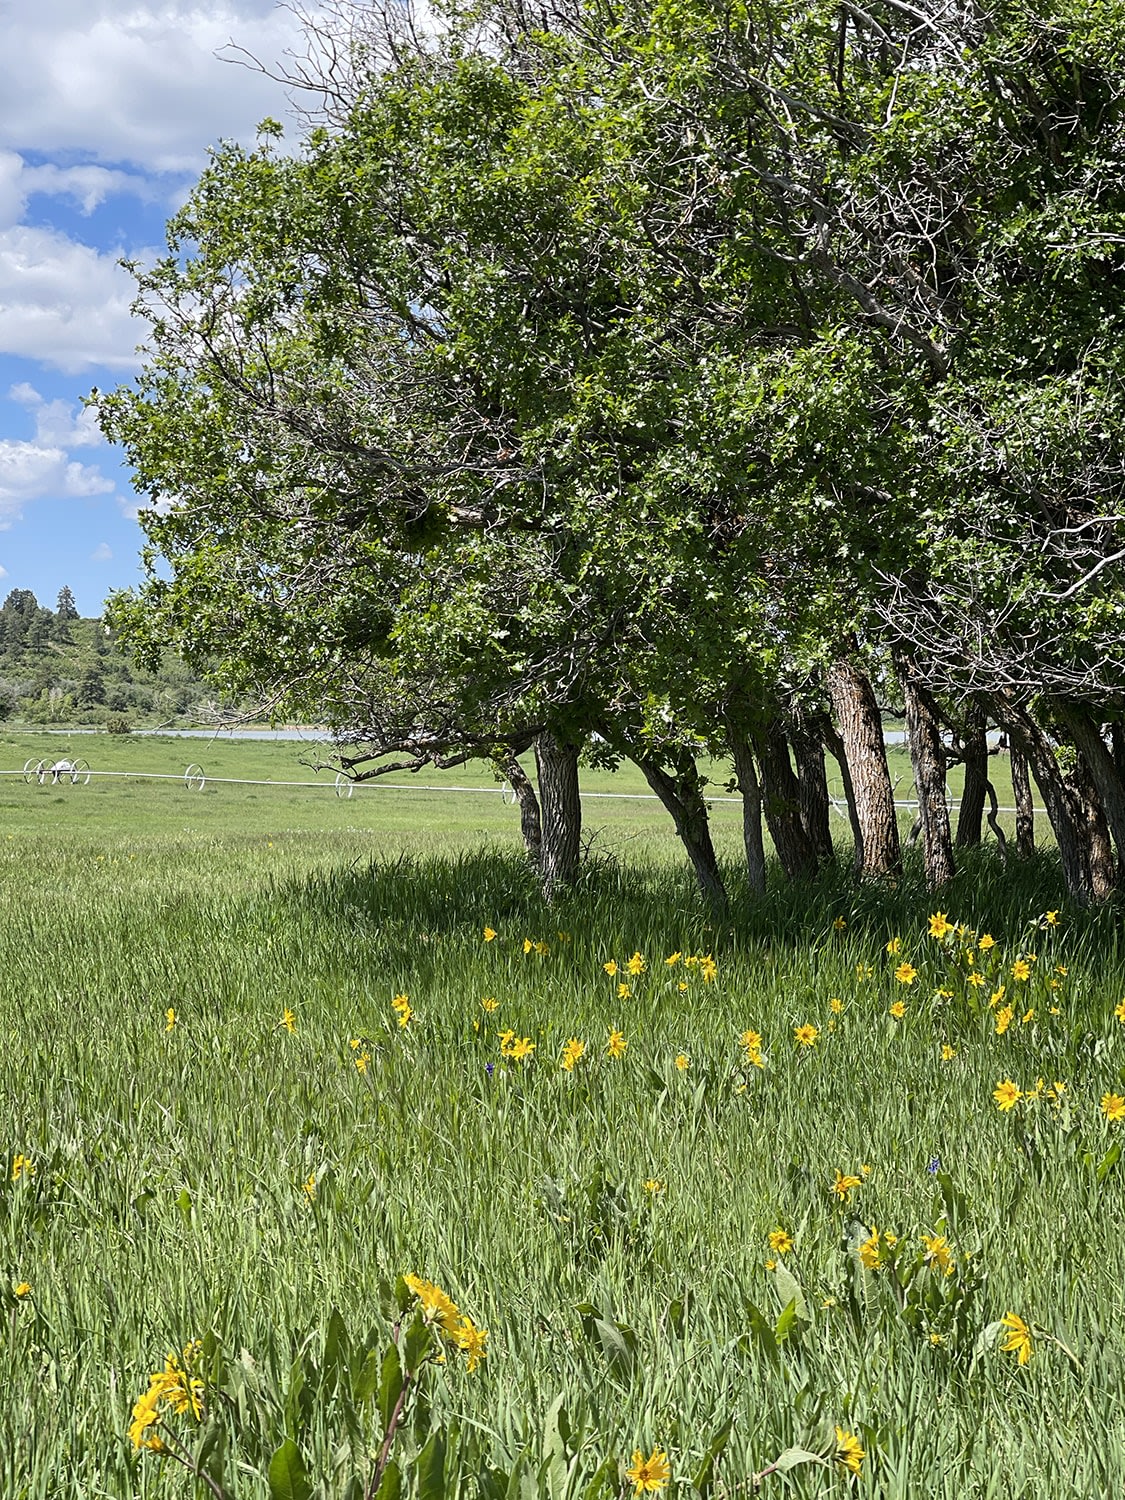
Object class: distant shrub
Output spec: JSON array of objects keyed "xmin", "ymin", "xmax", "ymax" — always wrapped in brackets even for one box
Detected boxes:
[{"xmin": 106, "ymin": 715, "xmax": 132, "ymax": 736}]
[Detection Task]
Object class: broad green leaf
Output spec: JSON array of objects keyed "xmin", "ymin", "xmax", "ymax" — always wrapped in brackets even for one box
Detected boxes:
[{"xmin": 267, "ymin": 1438, "xmax": 312, "ymax": 1500}]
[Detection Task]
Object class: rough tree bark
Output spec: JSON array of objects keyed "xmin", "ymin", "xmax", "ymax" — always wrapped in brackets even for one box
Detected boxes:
[
  {"xmin": 726, "ymin": 722, "xmax": 767, "ymax": 895},
  {"xmin": 1069, "ymin": 752, "xmax": 1116, "ymax": 900},
  {"xmin": 752, "ymin": 719, "xmax": 819, "ymax": 880},
  {"xmin": 534, "ymin": 730, "xmax": 582, "ymax": 898},
  {"xmin": 1056, "ymin": 705, "xmax": 1125, "ymax": 881},
  {"xmin": 999, "ymin": 704, "xmax": 1091, "ymax": 901},
  {"xmin": 898, "ymin": 660, "xmax": 955, "ymax": 889},
  {"xmin": 1009, "ymin": 743, "xmax": 1036, "ymax": 858},
  {"xmin": 630, "ymin": 747, "xmax": 729, "ymax": 911},
  {"xmin": 821, "ymin": 719, "xmax": 864, "ymax": 859},
  {"xmin": 826, "ymin": 653, "xmax": 902, "ymax": 879},
  {"xmin": 792, "ymin": 713, "xmax": 834, "ymax": 864},
  {"xmin": 499, "ymin": 750, "xmax": 541, "ymax": 870},
  {"xmin": 955, "ymin": 707, "xmax": 988, "ymax": 848}
]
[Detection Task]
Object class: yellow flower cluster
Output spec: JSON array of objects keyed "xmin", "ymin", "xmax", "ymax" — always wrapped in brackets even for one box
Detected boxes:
[
  {"xmin": 129, "ymin": 1344, "xmax": 204, "ymax": 1452},
  {"xmin": 403, "ymin": 1275, "xmax": 487, "ymax": 1371},
  {"xmin": 392, "ymin": 993, "xmax": 412, "ymax": 1028},
  {"xmin": 10, "ymin": 1152, "xmax": 33, "ymax": 1183}
]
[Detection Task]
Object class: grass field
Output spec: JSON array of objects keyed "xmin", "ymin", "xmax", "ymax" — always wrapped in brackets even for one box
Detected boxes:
[{"xmin": 2, "ymin": 734, "xmax": 1120, "ymax": 1499}]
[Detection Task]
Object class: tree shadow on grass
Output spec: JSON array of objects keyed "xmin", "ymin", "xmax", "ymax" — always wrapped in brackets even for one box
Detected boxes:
[{"xmin": 278, "ymin": 839, "xmax": 1125, "ymax": 962}]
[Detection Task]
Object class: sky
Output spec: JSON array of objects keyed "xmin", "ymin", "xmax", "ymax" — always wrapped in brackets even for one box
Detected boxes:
[{"xmin": 0, "ymin": 1, "xmax": 331, "ymax": 616}]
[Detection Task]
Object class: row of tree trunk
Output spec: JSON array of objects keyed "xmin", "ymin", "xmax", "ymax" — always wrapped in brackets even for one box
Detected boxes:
[{"xmin": 504, "ymin": 653, "xmax": 1124, "ymax": 909}]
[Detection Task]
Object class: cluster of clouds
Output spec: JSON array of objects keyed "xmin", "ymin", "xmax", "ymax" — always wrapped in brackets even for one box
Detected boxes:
[{"xmin": 1, "ymin": 1, "xmax": 324, "ymax": 536}]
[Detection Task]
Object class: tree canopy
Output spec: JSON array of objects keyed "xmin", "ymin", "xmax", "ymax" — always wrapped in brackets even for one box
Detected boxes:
[{"xmin": 98, "ymin": 0, "xmax": 1125, "ymax": 904}]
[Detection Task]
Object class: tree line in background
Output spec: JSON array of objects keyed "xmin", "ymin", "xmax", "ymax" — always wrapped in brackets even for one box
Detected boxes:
[
  {"xmin": 98, "ymin": 0, "xmax": 1125, "ymax": 906},
  {"xmin": 0, "ymin": 587, "xmax": 213, "ymax": 730}
]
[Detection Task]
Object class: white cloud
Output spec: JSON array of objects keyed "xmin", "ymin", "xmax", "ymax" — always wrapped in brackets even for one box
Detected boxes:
[
  {"xmin": 0, "ymin": 437, "xmax": 116, "ymax": 525},
  {"xmin": 9, "ymin": 384, "xmax": 104, "ymax": 448},
  {"xmin": 0, "ymin": 223, "xmax": 149, "ymax": 373},
  {"xmin": 0, "ymin": 4, "xmax": 316, "ymax": 173},
  {"xmin": 0, "ymin": 564, "xmax": 8, "ymax": 579},
  {"xmin": 91, "ymin": 542, "xmax": 114, "ymax": 561}
]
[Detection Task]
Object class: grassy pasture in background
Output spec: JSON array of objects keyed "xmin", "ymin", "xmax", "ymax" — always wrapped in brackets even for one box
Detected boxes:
[{"xmin": 3, "ymin": 736, "xmax": 1121, "ymax": 1499}]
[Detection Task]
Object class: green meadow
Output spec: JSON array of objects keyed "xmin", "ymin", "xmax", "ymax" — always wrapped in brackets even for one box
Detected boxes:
[{"xmin": 1, "ymin": 735, "xmax": 1121, "ymax": 1498}]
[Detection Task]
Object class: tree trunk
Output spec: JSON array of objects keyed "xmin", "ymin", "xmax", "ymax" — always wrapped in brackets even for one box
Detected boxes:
[
  {"xmin": 792, "ymin": 714, "xmax": 834, "ymax": 863},
  {"xmin": 1055, "ymin": 705, "xmax": 1125, "ymax": 881},
  {"xmin": 752, "ymin": 719, "xmax": 819, "ymax": 880},
  {"xmin": 500, "ymin": 751, "xmax": 541, "ymax": 869},
  {"xmin": 631, "ymin": 748, "xmax": 729, "ymax": 911},
  {"xmin": 955, "ymin": 708, "xmax": 988, "ymax": 848},
  {"xmin": 534, "ymin": 731, "xmax": 582, "ymax": 898},
  {"xmin": 1069, "ymin": 751, "xmax": 1116, "ymax": 900},
  {"xmin": 999, "ymin": 704, "xmax": 1091, "ymax": 901},
  {"xmin": 899, "ymin": 663, "xmax": 955, "ymax": 889},
  {"xmin": 822, "ymin": 719, "xmax": 864, "ymax": 859},
  {"xmin": 727, "ymin": 724, "xmax": 767, "ymax": 895},
  {"xmin": 1009, "ymin": 744, "xmax": 1035, "ymax": 858},
  {"xmin": 826, "ymin": 654, "xmax": 902, "ymax": 879}
]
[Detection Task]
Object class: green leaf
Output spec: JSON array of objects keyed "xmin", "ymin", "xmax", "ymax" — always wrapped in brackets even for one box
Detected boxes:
[
  {"xmin": 353, "ymin": 1347, "xmax": 380, "ymax": 1404},
  {"xmin": 417, "ymin": 1430, "xmax": 447, "ymax": 1500},
  {"xmin": 767, "ymin": 1447, "xmax": 828, "ymax": 1474},
  {"xmin": 774, "ymin": 1297, "xmax": 801, "ymax": 1345},
  {"xmin": 744, "ymin": 1300, "xmax": 778, "ymax": 1366},
  {"xmin": 773, "ymin": 1263, "xmax": 808, "ymax": 1322},
  {"xmin": 267, "ymin": 1438, "xmax": 312, "ymax": 1500},
  {"xmin": 692, "ymin": 1416, "xmax": 733, "ymax": 1498},
  {"xmin": 1097, "ymin": 1140, "xmax": 1120, "ymax": 1182},
  {"xmin": 378, "ymin": 1341, "xmax": 404, "ymax": 1432},
  {"xmin": 375, "ymin": 1460, "xmax": 402, "ymax": 1500}
]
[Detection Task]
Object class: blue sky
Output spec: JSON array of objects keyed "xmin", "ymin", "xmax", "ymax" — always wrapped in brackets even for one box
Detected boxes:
[{"xmin": 0, "ymin": 1, "xmax": 325, "ymax": 616}]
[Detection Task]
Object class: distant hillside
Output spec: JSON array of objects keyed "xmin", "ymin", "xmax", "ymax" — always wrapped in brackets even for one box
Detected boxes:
[{"xmin": 0, "ymin": 587, "xmax": 225, "ymax": 730}]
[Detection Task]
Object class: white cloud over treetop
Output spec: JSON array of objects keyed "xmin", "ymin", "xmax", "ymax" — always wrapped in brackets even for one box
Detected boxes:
[
  {"xmin": 0, "ymin": 3, "xmax": 313, "ymax": 173},
  {"xmin": 0, "ymin": 224, "xmax": 151, "ymax": 373},
  {"xmin": 0, "ymin": 436, "xmax": 116, "ymax": 526}
]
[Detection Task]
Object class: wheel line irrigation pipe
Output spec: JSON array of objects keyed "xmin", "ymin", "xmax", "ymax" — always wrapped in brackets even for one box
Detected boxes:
[{"xmin": 0, "ymin": 765, "xmax": 1042, "ymax": 817}]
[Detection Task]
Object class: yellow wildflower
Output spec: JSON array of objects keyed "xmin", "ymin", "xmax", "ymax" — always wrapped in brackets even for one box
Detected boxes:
[
  {"xmin": 607, "ymin": 1028, "xmax": 628, "ymax": 1059},
  {"xmin": 509, "ymin": 1036, "xmax": 535, "ymax": 1062},
  {"xmin": 523, "ymin": 938, "xmax": 533, "ymax": 954},
  {"xmin": 674, "ymin": 1053, "xmax": 690, "ymax": 1071},
  {"xmin": 794, "ymin": 1023, "xmax": 819, "ymax": 1047},
  {"xmin": 617, "ymin": 982, "xmax": 632, "ymax": 1000},
  {"xmin": 13, "ymin": 1281, "xmax": 30, "ymax": 1297},
  {"xmin": 625, "ymin": 1448, "xmax": 671, "ymax": 1495},
  {"xmin": 1022, "ymin": 1008, "xmax": 1035, "ymax": 1025},
  {"xmin": 603, "ymin": 960, "xmax": 618, "ymax": 977},
  {"xmin": 967, "ymin": 971, "xmax": 985, "ymax": 988},
  {"xmin": 665, "ymin": 952, "xmax": 681, "ymax": 966},
  {"xmin": 978, "ymin": 933, "xmax": 996, "ymax": 950},
  {"xmin": 895, "ymin": 962, "xmax": 918, "ymax": 985},
  {"xmin": 995, "ymin": 1004, "xmax": 1014, "ymax": 1034},
  {"xmin": 941, "ymin": 1044, "xmax": 957, "ymax": 1061},
  {"xmin": 829, "ymin": 997, "xmax": 844, "ymax": 1015},
  {"xmin": 1000, "ymin": 1311, "xmax": 1033, "ymax": 1365},
  {"xmin": 994, "ymin": 1078, "xmax": 1022, "ymax": 1111},
  {"xmin": 302, "ymin": 1173, "xmax": 317, "ymax": 1201},
  {"xmin": 355, "ymin": 1051, "xmax": 370, "ymax": 1073},
  {"xmin": 643, "ymin": 1178, "xmax": 664, "ymax": 1194},
  {"xmin": 833, "ymin": 916, "xmax": 847, "ymax": 931},
  {"xmin": 857, "ymin": 1229, "xmax": 882, "ymax": 1270},
  {"xmin": 453, "ymin": 1316, "xmax": 488, "ymax": 1371},
  {"xmin": 280, "ymin": 1007, "xmax": 296, "ymax": 1034},
  {"xmin": 921, "ymin": 1232, "xmax": 955, "ymax": 1275},
  {"xmin": 481, "ymin": 996, "xmax": 499, "ymax": 1013},
  {"xmin": 831, "ymin": 1170, "xmax": 862, "ymax": 1200},
  {"xmin": 1115, "ymin": 999, "xmax": 1125, "ymax": 1023},
  {"xmin": 768, "ymin": 1228, "xmax": 793, "ymax": 1254},
  {"xmin": 404, "ymin": 1275, "xmax": 461, "ymax": 1333},
  {"xmin": 1101, "ymin": 1092, "xmax": 1125, "ymax": 1123},
  {"xmin": 165, "ymin": 1008, "xmax": 176, "ymax": 1031},
  {"xmin": 929, "ymin": 911, "xmax": 953, "ymax": 939},
  {"xmin": 10, "ymin": 1153, "xmax": 33, "ymax": 1182},
  {"xmin": 834, "ymin": 1428, "xmax": 865, "ymax": 1476},
  {"xmin": 886, "ymin": 936, "xmax": 901, "ymax": 954},
  {"xmin": 889, "ymin": 1000, "xmax": 906, "ymax": 1020},
  {"xmin": 483, "ymin": 926, "xmax": 496, "ymax": 942},
  {"xmin": 1011, "ymin": 958, "xmax": 1031, "ymax": 981},
  {"xmin": 990, "ymin": 984, "xmax": 1006, "ymax": 1008},
  {"xmin": 560, "ymin": 1038, "xmax": 586, "ymax": 1072},
  {"xmin": 699, "ymin": 955, "xmax": 718, "ymax": 983},
  {"xmin": 627, "ymin": 951, "xmax": 646, "ymax": 976},
  {"xmin": 1044, "ymin": 910, "xmax": 1059, "ymax": 926}
]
